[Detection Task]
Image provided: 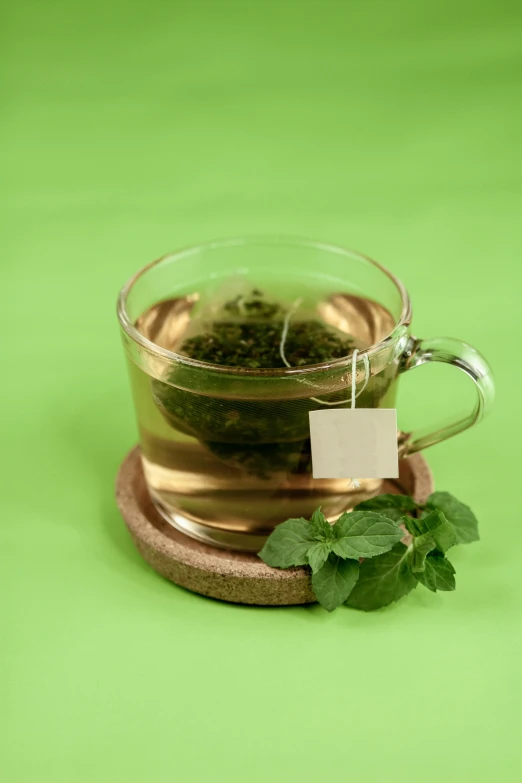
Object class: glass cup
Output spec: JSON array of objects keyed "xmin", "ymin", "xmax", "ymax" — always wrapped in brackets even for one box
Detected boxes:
[{"xmin": 117, "ymin": 237, "xmax": 494, "ymax": 551}]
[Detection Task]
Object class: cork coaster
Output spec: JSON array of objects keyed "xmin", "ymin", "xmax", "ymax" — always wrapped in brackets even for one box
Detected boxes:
[{"xmin": 116, "ymin": 446, "xmax": 434, "ymax": 606}]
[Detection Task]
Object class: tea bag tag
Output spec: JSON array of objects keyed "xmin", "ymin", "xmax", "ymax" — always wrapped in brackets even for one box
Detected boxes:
[
  {"xmin": 279, "ymin": 309, "xmax": 399, "ymax": 480},
  {"xmin": 309, "ymin": 408, "xmax": 399, "ymax": 479}
]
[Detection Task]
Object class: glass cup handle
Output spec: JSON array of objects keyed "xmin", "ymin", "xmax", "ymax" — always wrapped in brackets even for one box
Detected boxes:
[{"xmin": 398, "ymin": 336, "xmax": 495, "ymax": 455}]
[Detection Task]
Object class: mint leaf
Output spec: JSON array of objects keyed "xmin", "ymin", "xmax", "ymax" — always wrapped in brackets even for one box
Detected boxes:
[
  {"xmin": 418, "ymin": 509, "xmax": 456, "ymax": 552},
  {"xmin": 258, "ymin": 518, "xmax": 315, "ymax": 568},
  {"xmin": 307, "ymin": 541, "xmax": 333, "ymax": 574},
  {"xmin": 415, "ymin": 552, "xmax": 456, "ymax": 592},
  {"xmin": 355, "ymin": 493, "xmax": 416, "ymax": 521},
  {"xmin": 309, "ymin": 508, "xmax": 334, "ymax": 540},
  {"xmin": 311, "ymin": 555, "xmax": 360, "ymax": 612},
  {"xmin": 346, "ymin": 543, "xmax": 417, "ymax": 611},
  {"xmin": 407, "ymin": 509, "xmax": 457, "ymax": 573},
  {"xmin": 426, "ymin": 492, "xmax": 479, "ymax": 544},
  {"xmin": 410, "ymin": 531, "xmax": 437, "ymax": 573},
  {"xmin": 405, "ymin": 509, "xmax": 457, "ymax": 554},
  {"xmin": 331, "ymin": 511, "xmax": 404, "ymax": 560}
]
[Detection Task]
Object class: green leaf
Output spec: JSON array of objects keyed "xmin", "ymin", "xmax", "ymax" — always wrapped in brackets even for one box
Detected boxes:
[
  {"xmin": 407, "ymin": 509, "xmax": 457, "ymax": 573},
  {"xmin": 415, "ymin": 552, "xmax": 456, "ymax": 592},
  {"xmin": 403, "ymin": 515, "xmax": 424, "ymax": 536},
  {"xmin": 416, "ymin": 509, "xmax": 457, "ymax": 552},
  {"xmin": 331, "ymin": 511, "xmax": 404, "ymax": 560},
  {"xmin": 309, "ymin": 507, "xmax": 334, "ymax": 540},
  {"xmin": 346, "ymin": 543, "xmax": 417, "ymax": 611},
  {"xmin": 426, "ymin": 492, "xmax": 479, "ymax": 544},
  {"xmin": 258, "ymin": 518, "xmax": 315, "ymax": 568},
  {"xmin": 311, "ymin": 555, "xmax": 360, "ymax": 612},
  {"xmin": 355, "ymin": 494, "xmax": 416, "ymax": 521},
  {"xmin": 410, "ymin": 531, "xmax": 437, "ymax": 573},
  {"xmin": 307, "ymin": 541, "xmax": 333, "ymax": 574}
]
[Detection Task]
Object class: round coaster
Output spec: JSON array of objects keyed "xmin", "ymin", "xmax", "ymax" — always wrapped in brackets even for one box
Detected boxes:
[{"xmin": 115, "ymin": 446, "xmax": 434, "ymax": 606}]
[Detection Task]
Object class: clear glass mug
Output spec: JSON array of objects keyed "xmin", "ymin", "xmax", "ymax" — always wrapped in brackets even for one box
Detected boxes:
[{"xmin": 117, "ymin": 237, "xmax": 494, "ymax": 551}]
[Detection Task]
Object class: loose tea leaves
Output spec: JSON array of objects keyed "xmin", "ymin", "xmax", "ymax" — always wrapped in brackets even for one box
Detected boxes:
[
  {"xmin": 178, "ymin": 289, "xmax": 354, "ymax": 369},
  {"xmin": 180, "ymin": 313, "xmax": 354, "ymax": 369},
  {"xmin": 259, "ymin": 490, "xmax": 479, "ymax": 612}
]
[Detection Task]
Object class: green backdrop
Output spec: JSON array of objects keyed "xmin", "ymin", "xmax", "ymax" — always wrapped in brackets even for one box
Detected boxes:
[{"xmin": 2, "ymin": 1, "xmax": 521, "ymax": 781}]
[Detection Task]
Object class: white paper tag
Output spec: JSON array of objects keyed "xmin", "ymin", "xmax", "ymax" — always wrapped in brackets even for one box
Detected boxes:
[{"xmin": 309, "ymin": 408, "xmax": 399, "ymax": 479}]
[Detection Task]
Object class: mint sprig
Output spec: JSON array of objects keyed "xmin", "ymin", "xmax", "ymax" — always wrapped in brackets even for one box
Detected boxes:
[
  {"xmin": 258, "ymin": 490, "xmax": 479, "ymax": 612},
  {"xmin": 259, "ymin": 507, "xmax": 403, "ymax": 611}
]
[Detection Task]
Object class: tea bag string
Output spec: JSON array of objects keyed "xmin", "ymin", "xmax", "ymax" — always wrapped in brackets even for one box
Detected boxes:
[
  {"xmin": 279, "ymin": 298, "xmax": 371, "ymax": 407},
  {"xmin": 279, "ymin": 298, "xmax": 370, "ymax": 490}
]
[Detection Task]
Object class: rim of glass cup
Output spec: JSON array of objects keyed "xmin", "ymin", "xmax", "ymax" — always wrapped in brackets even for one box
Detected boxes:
[{"xmin": 117, "ymin": 235, "xmax": 412, "ymax": 376}]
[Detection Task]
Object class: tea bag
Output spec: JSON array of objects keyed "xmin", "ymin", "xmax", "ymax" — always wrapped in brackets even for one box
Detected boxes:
[{"xmin": 149, "ymin": 278, "xmax": 394, "ymax": 478}]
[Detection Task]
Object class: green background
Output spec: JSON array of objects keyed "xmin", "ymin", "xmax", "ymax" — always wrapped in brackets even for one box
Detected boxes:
[{"xmin": 2, "ymin": 1, "xmax": 521, "ymax": 781}]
